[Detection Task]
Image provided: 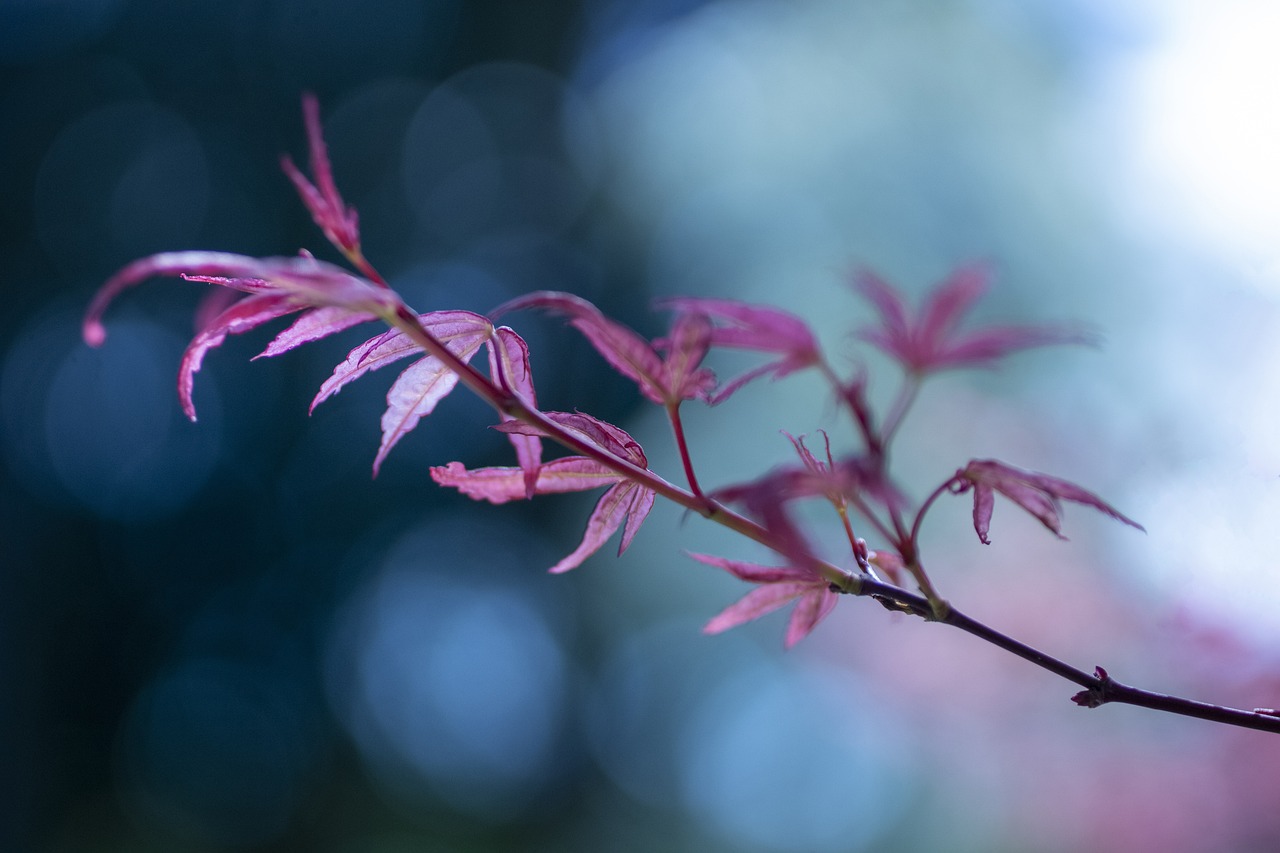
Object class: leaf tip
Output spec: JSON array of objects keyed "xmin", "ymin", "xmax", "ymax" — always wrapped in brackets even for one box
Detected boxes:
[{"xmin": 83, "ymin": 320, "xmax": 107, "ymax": 348}]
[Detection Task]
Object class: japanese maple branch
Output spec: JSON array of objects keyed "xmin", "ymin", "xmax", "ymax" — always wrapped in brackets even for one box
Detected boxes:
[
  {"xmin": 397, "ymin": 299, "xmax": 1280, "ymax": 734},
  {"xmin": 386, "ymin": 304, "xmax": 785, "ymax": 555}
]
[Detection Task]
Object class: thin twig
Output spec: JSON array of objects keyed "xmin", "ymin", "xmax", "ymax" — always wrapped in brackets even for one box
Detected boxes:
[{"xmin": 848, "ymin": 576, "xmax": 1280, "ymax": 735}]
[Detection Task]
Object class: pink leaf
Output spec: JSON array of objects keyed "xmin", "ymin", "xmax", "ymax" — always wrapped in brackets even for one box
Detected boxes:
[
  {"xmin": 654, "ymin": 313, "xmax": 717, "ymax": 402},
  {"xmin": 487, "ymin": 327, "xmax": 541, "ymax": 497},
  {"xmin": 783, "ymin": 587, "xmax": 839, "ymax": 649},
  {"xmin": 431, "ymin": 455, "xmax": 654, "ymax": 569},
  {"xmin": 956, "ymin": 459, "xmax": 1145, "ymax": 544},
  {"xmin": 373, "ymin": 328, "xmax": 489, "ymax": 474},
  {"xmin": 784, "ymin": 430, "xmax": 840, "ymax": 481},
  {"xmin": 660, "ymin": 297, "xmax": 821, "ymax": 402},
  {"xmin": 312, "ymin": 330, "xmax": 416, "ymax": 411},
  {"xmin": 280, "ymin": 93, "xmax": 361, "ymax": 255},
  {"xmin": 430, "ymin": 457, "xmax": 624, "ymax": 504},
  {"xmin": 312, "ymin": 310, "xmax": 492, "ymax": 411},
  {"xmin": 84, "ymin": 251, "xmax": 402, "ymax": 349},
  {"xmin": 618, "ymin": 484, "xmax": 655, "ymax": 553},
  {"xmin": 703, "ymin": 582, "xmax": 815, "ymax": 635},
  {"xmin": 497, "ymin": 411, "xmax": 647, "ymax": 467},
  {"xmin": 493, "ymin": 291, "xmax": 668, "ymax": 403},
  {"xmin": 917, "ymin": 263, "xmax": 989, "ymax": 346},
  {"xmin": 686, "ymin": 552, "xmax": 807, "ymax": 584},
  {"xmin": 695, "ymin": 549, "xmax": 838, "ymax": 648},
  {"xmin": 852, "ymin": 263, "xmax": 1086, "ymax": 374},
  {"xmin": 192, "ymin": 287, "xmax": 243, "ymax": 335},
  {"xmin": 713, "ymin": 474, "xmax": 820, "ymax": 574},
  {"xmin": 660, "ymin": 297, "xmax": 820, "ymax": 361},
  {"xmin": 178, "ymin": 293, "xmax": 299, "ymax": 420},
  {"xmin": 850, "ymin": 269, "xmax": 910, "ymax": 342},
  {"xmin": 256, "ymin": 306, "xmax": 377, "ymax": 358},
  {"xmin": 550, "ymin": 481, "xmax": 651, "ymax": 574}
]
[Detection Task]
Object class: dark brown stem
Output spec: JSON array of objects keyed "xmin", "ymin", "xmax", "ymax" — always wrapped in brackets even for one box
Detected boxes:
[{"xmin": 849, "ymin": 577, "xmax": 1280, "ymax": 735}]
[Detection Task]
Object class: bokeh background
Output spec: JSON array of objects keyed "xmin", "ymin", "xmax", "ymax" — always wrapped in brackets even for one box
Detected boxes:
[{"xmin": 6, "ymin": 0, "xmax": 1280, "ymax": 850}]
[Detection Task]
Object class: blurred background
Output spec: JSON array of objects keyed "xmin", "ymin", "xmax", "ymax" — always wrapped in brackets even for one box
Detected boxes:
[{"xmin": 6, "ymin": 0, "xmax": 1280, "ymax": 850}]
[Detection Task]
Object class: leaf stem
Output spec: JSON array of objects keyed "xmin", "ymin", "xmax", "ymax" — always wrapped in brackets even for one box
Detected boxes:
[
  {"xmin": 909, "ymin": 478, "xmax": 958, "ymax": 548},
  {"xmin": 880, "ymin": 374, "xmax": 921, "ymax": 446},
  {"xmin": 667, "ymin": 402, "xmax": 708, "ymax": 503}
]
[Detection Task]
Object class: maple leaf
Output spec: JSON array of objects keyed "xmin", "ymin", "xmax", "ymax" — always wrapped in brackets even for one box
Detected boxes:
[
  {"xmin": 713, "ymin": 473, "xmax": 822, "ymax": 573},
  {"xmin": 311, "ymin": 310, "xmax": 498, "ymax": 475},
  {"xmin": 782, "ymin": 430, "xmax": 848, "ymax": 507},
  {"xmin": 491, "ymin": 291, "xmax": 716, "ymax": 405},
  {"xmin": 487, "ymin": 327, "xmax": 542, "ymax": 498},
  {"xmin": 953, "ymin": 459, "xmax": 1145, "ymax": 544},
  {"xmin": 279, "ymin": 93, "xmax": 362, "ymax": 258},
  {"xmin": 718, "ymin": 432, "xmax": 903, "ymax": 534},
  {"xmin": 82, "ymin": 251, "xmax": 402, "ymax": 419},
  {"xmin": 431, "ymin": 412, "xmax": 654, "ymax": 573},
  {"xmin": 652, "ymin": 312, "xmax": 718, "ymax": 403},
  {"xmin": 689, "ymin": 552, "xmax": 838, "ymax": 649},
  {"xmin": 852, "ymin": 263, "xmax": 1086, "ymax": 374},
  {"xmin": 659, "ymin": 297, "xmax": 822, "ymax": 403}
]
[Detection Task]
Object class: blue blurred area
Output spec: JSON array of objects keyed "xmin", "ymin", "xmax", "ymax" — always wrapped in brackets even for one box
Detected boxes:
[{"xmin": 6, "ymin": 1, "xmax": 1280, "ymax": 851}]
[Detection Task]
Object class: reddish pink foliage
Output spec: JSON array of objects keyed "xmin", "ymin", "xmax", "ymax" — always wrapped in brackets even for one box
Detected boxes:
[
  {"xmin": 432, "ymin": 414, "xmax": 654, "ymax": 573},
  {"xmin": 488, "ymin": 327, "xmax": 542, "ymax": 497},
  {"xmin": 954, "ymin": 459, "xmax": 1144, "ymax": 544},
  {"xmin": 279, "ymin": 93, "xmax": 362, "ymax": 257},
  {"xmin": 84, "ymin": 95, "xmax": 1156, "ymax": 660},
  {"xmin": 493, "ymin": 291, "xmax": 728, "ymax": 405},
  {"xmin": 853, "ymin": 263, "xmax": 1086, "ymax": 374},
  {"xmin": 660, "ymin": 297, "xmax": 821, "ymax": 403},
  {"xmin": 83, "ymin": 251, "xmax": 400, "ymax": 419},
  {"xmin": 494, "ymin": 291, "xmax": 671, "ymax": 402},
  {"xmin": 689, "ymin": 552, "xmax": 838, "ymax": 649}
]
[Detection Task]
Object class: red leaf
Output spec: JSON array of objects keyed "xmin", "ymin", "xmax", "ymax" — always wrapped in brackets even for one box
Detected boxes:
[
  {"xmin": 956, "ymin": 459, "xmax": 1145, "ymax": 544},
  {"xmin": 685, "ymin": 552, "xmax": 808, "ymax": 584},
  {"xmin": 550, "ymin": 481, "xmax": 652, "ymax": 573},
  {"xmin": 487, "ymin": 327, "xmax": 541, "ymax": 497},
  {"xmin": 660, "ymin": 297, "xmax": 821, "ymax": 403},
  {"xmin": 84, "ymin": 251, "xmax": 402, "ymax": 350},
  {"xmin": 178, "ymin": 293, "xmax": 298, "ymax": 420},
  {"xmin": 373, "ymin": 326, "xmax": 490, "ymax": 475},
  {"xmin": 429, "ymin": 457, "xmax": 623, "ymax": 504},
  {"xmin": 494, "ymin": 291, "xmax": 667, "ymax": 403},
  {"xmin": 618, "ymin": 485, "xmax": 655, "ymax": 554},
  {"xmin": 852, "ymin": 263, "xmax": 1086, "ymax": 374},
  {"xmin": 654, "ymin": 312, "xmax": 716, "ymax": 403},
  {"xmin": 784, "ymin": 586, "xmax": 839, "ymax": 649},
  {"xmin": 496, "ymin": 411, "xmax": 647, "ymax": 467},
  {"xmin": 256, "ymin": 306, "xmax": 377, "ymax": 358},
  {"xmin": 312, "ymin": 310, "xmax": 492, "ymax": 411},
  {"xmin": 279, "ymin": 93, "xmax": 361, "ymax": 256},
  {"xmin": 433, "ymin": 449, "xmax": 653, "ymax": 573},
  {"xmin": 704, "ymin": 582, "xmax": 837, "ymax": 649}
]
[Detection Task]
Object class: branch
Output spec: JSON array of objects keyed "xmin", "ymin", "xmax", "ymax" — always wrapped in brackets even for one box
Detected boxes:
[{"xmin": 847, "ymin": 576, "xmax": 1280, "ymax": 735}]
